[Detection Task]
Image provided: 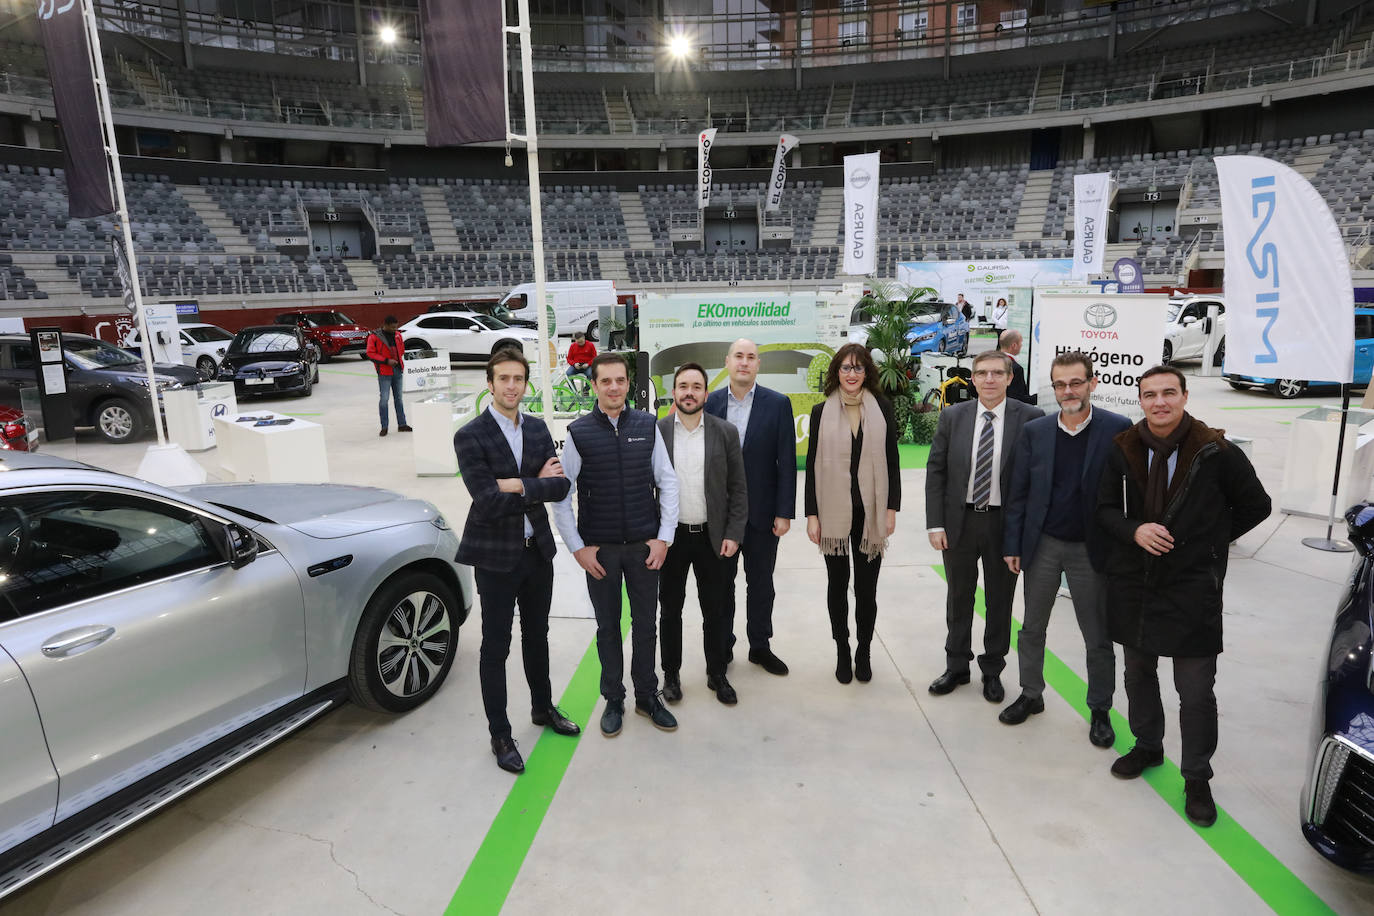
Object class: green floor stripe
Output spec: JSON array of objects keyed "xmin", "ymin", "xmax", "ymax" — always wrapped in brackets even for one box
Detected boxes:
[
  {"xmin": 445, "ymin": 593, "xmax": 628, "ymax": 915},
  {"xmin": 898, "ymin": 443, "xmax": 930, "ymax": 469},
  {"xmin": 932, "ymin": 566, "xmax": 1336, "ymax": 916}
]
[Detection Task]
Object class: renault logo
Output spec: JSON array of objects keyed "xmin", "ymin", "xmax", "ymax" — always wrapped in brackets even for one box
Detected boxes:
[{"xmin": 1084, "ymin": 303, "xmax": 1118, "ymax": 329}]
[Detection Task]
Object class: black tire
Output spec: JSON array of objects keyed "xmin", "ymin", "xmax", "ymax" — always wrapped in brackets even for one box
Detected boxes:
[
  {"xmin": 1227, "ymin": 381, "xmax": 1249, "ymax": 391},
  {"xmin": 1162, "ymin": 341, "xmax": 1173, "ymax": 365},
  {"xmin": 1272, "ymin": 379, "xmax": 1306, "ymax": 399},
  {"xmin": 306, "ymin": 341, "xmax": 322, "ymax": 365},
  {"xmin": 348, "ymin": 570, "xmax": 459, "ymax": 714},
  {"xmin": 404, "ymin": 338, "xmax": 430, "ymax": 352},
  {"xmin": 587, "ymin": 319, "xmax": 599, "ymax": 343},
  {"xmin": 93, "ymin": 398, "xmax": 145, "ymax": 443},
  {"xmin": 1212, "ymin": 338, "xmax": 1225, "ymax": 368},
  {"xmin": 297, "ymin": 369, "xmax": 313, "ymax": 397},
  {"xmin": 492, "ymin": 337, "xmax": 523, "ymax": 355},
  {"xmin": 196, "ymin": 355, "xmax": 218, "ymax": 380}
]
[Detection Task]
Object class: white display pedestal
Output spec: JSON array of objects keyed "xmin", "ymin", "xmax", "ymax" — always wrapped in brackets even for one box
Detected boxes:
[
  {"xmin": 1280, "ymin": 407, "xmax": 1374, "ymax": 518},
  {"xmin": 412, "ymin": 395, "xmax": 476, "ymax": 476},
  {"xmin": 212, "ymin": 410, "xmax": 330, "ymax": 483},
  {"xmin": 163, "ymin": 383, "xmax": 237, "ymax": 452}
]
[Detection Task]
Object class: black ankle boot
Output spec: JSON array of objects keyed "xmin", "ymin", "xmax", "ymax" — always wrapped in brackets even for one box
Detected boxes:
[
  {"xmin": 855, "ymin": 643, "xmax": 872, "ymax": 682},
  {"xmin": 835, "ymin": 641, "xmax": 853, "ymax": 684}
]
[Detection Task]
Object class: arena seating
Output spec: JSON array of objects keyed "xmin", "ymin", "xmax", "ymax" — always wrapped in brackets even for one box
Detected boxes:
[
  {"xmin": 441, "ymin": 180, "xmax": 628, "ymax": 250},
  {"xmin": 0, "ymin": 253, "xmax": 45, "ymax": 300}
]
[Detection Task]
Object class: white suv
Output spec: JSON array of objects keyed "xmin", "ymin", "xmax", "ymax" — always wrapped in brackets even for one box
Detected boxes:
[
  {"xmin": 1164, "ymin": 295, "xmax": 1226, "ymax": 366},
  {"xmin": 398, "ymin": 312, "xmax": 537, "ymax": 363}
]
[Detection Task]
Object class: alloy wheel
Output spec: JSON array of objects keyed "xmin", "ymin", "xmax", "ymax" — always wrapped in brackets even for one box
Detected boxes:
[{"xmin": 375, "ymin": 590, "xmax": 452, "ymax": 698}]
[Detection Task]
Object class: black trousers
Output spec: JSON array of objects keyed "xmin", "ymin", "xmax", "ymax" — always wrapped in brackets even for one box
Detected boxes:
[
  {"xmin": 659, "ymin": 525, "xmax": 732, "ymax": 678},
  {"xmin": 824, "ymin": 504, "xmax": 883, "ymax": 646},
  {"xmin": 474, "ymin": 545, "xmax": 555, "ymax": 739},
  {"xmin": 723, "ymin": 521, "xmax": 780, "ymax": 651},
  {"xmin": 586, "ymin": 541, "xmax": 660, "ymax": 702},
  {"xmin": 1123, "ymin": 647, "xmax": 1219, "ymax": 781},
  {"xmin": 942, "ymin": 505, "xmax": 1017, "ymax": 678}
]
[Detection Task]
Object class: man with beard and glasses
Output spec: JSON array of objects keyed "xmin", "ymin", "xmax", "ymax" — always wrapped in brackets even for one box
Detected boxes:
[
  {"xmin": 1001, "ymin": 351, "xmax": 1130, "ymax": 745},
  {"xmin": 657, "ymin": 363, "xmax": 749, "ymax": 706}
]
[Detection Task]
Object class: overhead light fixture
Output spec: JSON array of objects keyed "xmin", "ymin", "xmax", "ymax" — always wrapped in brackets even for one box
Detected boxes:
[
  {"xmin": 379, "ymin": 25, "xmax": 397, "ymax": 45},
  {"xmin": 668, "ymin": 33, "xmax": 691, "ymax": 59}
]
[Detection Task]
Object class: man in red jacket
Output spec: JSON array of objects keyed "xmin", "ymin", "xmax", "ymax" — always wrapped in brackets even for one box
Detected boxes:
[
  {"xmin": 367, "ymin": 315, "xmax": 411, "ymax": 437},
  {"xmin": 566, "ymin": 331, "xmax": 597, "ymax": 387}
]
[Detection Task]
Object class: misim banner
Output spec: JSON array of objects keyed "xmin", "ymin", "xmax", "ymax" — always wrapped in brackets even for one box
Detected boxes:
[
  {"xmin": 1072, "ymin": 172, "xmax": 1112, "ymax": 279},
  {"xmin": 765, "ymin": 133, "xmax": 800, "ymax": 212},
  {"xmin": 37, "ymin": 0, "xmax": 114, "ymax": 218},
  {"xmin": 697, "ymin": 128, "xmax": 717, "ymax": 209},
  {"xmin": 420, "ymin": 0, "xmax": 505, "ymax": 146},
  {"xmin": 1217, "ymin": 155, "xmax": 1354, "ymax": 382},
  {"xmin": 842, "ymin": 153, "xmax": 879, "ymax": 276}
]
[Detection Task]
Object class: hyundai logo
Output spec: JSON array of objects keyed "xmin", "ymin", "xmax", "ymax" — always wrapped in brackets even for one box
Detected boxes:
[
  {"xmin": 212, "ymin": 404, "xmax": 227, "ymax": 417},
  {"xmin": 1084, "ymin": 303, "xmax": 1118, "ymax": 329}
]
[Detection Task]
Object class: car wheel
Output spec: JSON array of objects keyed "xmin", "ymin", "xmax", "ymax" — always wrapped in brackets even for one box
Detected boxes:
[
  {"xmin": 1162, "ymin": 341, "xmax": 1173, "ymax": 365},
  {"xmin": 311, "ymin": 364, "xmax": 320, "ymax": 384},
  {"xmin": 404, "ymin": 338, "xmax": 430, "ymax": 352},
  {"xmin": 1227, "ymin": 381, "xmax": 1249, "ymax": 391},
  {"xmin": 492, "ymin": 337, "xmax": 523, "ymax": 355},
  {"xmin": 94, "ymin": 398, "xmax": 144, "ymax": 443},
  {"xmin": 1272, "ymin": 379, "xmax": 1306, "ymax": 399},
  {"xmin": 196, "ymin": 355, "xmax": 218, "ymax": 380},
  {"xmin": 298, "ymin": 369, "xmax": 313, "ymax": 397},
  {"xmin": 348, "ymin": 571, "xmax": 459, "ymax": 713},
  {"xmin": 587, "ymin": 320, "xmax": 599, "ymax": 343}
]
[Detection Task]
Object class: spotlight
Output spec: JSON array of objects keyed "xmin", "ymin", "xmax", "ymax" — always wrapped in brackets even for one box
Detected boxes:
[
  {"xmin": 379, "ymin": 25, "xmax": 397, "ymax": 45},
  {"xmin": 668, "ymin": 33, "xmax": 691, "ymax": 59}
]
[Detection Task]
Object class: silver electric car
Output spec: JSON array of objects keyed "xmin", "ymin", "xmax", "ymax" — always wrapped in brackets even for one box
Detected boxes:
[{"xmin": 0, "ymin": 452, "xmax": 472, "ymax": 898}]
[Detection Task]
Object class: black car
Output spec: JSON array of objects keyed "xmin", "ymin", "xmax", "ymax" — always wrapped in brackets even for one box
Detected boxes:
[
  {"xmin": 1300, "ymin": 502, "xmax": 1374, "ymax": 874},
  {"xmin": 217, "ymin": 326, "xmax": 319, "ymax": 398},
  {"xmin": 0, "ymin": 333, "xmax": 199, "ymax": 443}
]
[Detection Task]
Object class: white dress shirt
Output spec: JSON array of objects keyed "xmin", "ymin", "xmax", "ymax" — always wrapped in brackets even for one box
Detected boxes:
[
  {"xmin": 673, "ymin": 412, "xmax": 708, "ymax": 525},
  {"xmin": 1057, "ymin": 405, "xmax": 1093, "ymax": 438},
  {"xmin": 964, "ymin": 397, "xmax": 1009, "ymax": 507},
  {"xmin": 552, "ymin": 411, "xmax": 679, "ymax": 552},
  {"xmin": 725, "ymin": 384, "xmax": 755, "ymax": 446},
  {"xmin": 486, "ymin": 404, "xmax": 533, "ymax": 538}
]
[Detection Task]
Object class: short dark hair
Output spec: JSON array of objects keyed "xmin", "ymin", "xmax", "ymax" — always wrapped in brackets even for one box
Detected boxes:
[
  {"xmin": 1050, "ymin": 350, "xmax": 1094, "ymax": 378},
  {"xmin": 590, "ymin": 351, "xmax": 629, "ymax": 382},
  {"xmin": 485, "ymin": 347, "xmax": 529, "ymax": 382},
  {"xmin": 1139, "ymin": 364, "xmax": 1187, "ymax": 392},
  {"xmin": 673, "ymin": 362, "xmax": 708, "ymax": 387},
  {"xmin": 822, "ymin": 342, "xmax": 882, "ymax": 396},
  {"xmin": 383, "ymin": 314, "xmax": 398, "ymax": 326}
]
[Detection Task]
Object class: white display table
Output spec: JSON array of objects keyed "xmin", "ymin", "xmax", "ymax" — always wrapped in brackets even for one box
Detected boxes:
[
  {"xmin": 212, "ymin": 410, "xmax": 330, "ymax": 483},
  {"xmin": 163, "ymin": 383, "xmax": 237, "ymax": 452},
  {"xmin": 1280, "ymin": 407, "xmax": 1374, "ymax": 518}
]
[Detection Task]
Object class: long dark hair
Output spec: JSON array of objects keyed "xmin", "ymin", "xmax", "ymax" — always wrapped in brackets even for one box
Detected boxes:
[{"xmin": 823, "ymin": 342, "xmax": 883, "ymax": 397}]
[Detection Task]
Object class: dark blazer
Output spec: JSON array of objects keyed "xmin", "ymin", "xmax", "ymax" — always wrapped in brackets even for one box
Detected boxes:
[
  {"xmin": 804, "ymin": 395, "xmax": 902, "ymax": 516},
  {"xmin": 1002, "ymin": 406, "xmax": 1132, "ymax": 571},
  {"xmin": 705, "ymin": 384, "xmax": 796, "ymax": 528},
  {"xmin": 1006, "ymin": 360, "xmax": 1035, "ymax": 404},
  {"xmin": 657, "ymin": 412, "xmax": 749, "ymax": 549},
  {"xmin": 454, "ymin": 409, "xmax": 571, "ymax": 572},
  {"xmin": 925, "ymin": 397, "xmax": 1041, "ymax": 550}
]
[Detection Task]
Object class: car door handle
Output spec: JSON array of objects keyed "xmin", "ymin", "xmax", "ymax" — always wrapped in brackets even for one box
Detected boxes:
[{"xmin": 41, "ymin": 626, "xmax": 116, "ymax": 658}]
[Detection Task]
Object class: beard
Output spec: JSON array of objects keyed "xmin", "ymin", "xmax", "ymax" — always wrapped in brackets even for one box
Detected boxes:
[{"xmin": 675, "ymin": 399, "xmax": 704, "ymax": 415}]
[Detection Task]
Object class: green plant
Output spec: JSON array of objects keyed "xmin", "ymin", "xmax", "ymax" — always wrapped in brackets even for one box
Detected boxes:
[
  {"xmin": 909, "ymin": 403, "xmax": 940, "ymax": 444},
  {"xmin": 857, "ymin": 281, "xmax": 939, "ymax": 398}
]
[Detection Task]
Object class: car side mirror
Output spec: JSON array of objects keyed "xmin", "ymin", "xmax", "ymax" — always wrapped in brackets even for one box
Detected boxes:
[
  {"xmin": 214, "ymin": 522, "xmax": 259, "ymax": 569},
  {"xmin": 1182, "ymin": 315, "xmax": 1198, "ymax": 325}
]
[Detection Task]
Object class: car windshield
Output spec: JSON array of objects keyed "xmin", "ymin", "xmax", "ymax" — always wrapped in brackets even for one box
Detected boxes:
[
  {"xmin": 471, "ymin": 315, "xmax": 508, "ymax": 330},
  {"xmin": 850, "ymin": 305, "xmax": 874, "ymax": 324},
  {"xmin": 910, "ymin": 302, "xmax": 947, "ymax": 325},
  {"xmin": 65, "ymin": 337, "xmax": 143, "ymax": 370},
  {"xmin": 1166, "ymin": 303, "xmax": 1182, "ymax": 321},
  {"xmin": 303, "ymin": 311, "xmax": 353, "ymax": 326},
  {"xmin": 230, "ymin": 329, "xmax": 300, "ymax": 354},
  {"xmin": 184, "ymin": 325, "xmax": 234, "ymax": 343}
]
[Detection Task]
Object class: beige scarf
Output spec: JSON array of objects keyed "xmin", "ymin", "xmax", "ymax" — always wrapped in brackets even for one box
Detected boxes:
[{"xmin": 816, "ymin": 388, "xmax": 889, "ymax": 558}]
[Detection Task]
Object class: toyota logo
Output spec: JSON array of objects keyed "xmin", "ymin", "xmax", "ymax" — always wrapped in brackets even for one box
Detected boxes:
[
  {"xmin": 1084, "ymin": 303, "xmax": 1118, "ymax": 329},
  {"xmin": 849, "ymin": 168, "xmax": 871, "ymax": 189}
]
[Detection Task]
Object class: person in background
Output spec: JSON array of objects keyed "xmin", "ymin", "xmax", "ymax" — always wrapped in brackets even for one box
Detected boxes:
[
  {"xmin": 566, "ymin": 331, "xmax": 597, "ymax": 386},
  {"xmin": 367, "ymin": 315, "xmax": 410, "ymax": 437},
  {"xmin": 998, "ymin": 330, "xmax": 1035, "ymax": 405},
  {"xmin": 805, "ymin": 343, "xmax": 900, "ymax": 684},
  {"xmin": 957, "ymin": 293, "xmax": 974, "ymax": 323},
  {"xmin": 992, "ymin": 298, "xmax": 1010, "ymax": 332}
]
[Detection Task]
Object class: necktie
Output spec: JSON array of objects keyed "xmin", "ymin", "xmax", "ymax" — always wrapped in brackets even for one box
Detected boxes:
[{"xmin": 972, "ymin": 410, "xmax": 996, "ymax": 508}]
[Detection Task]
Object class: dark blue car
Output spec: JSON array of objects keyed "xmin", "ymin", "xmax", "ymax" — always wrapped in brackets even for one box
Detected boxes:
[
  {"xmin": 1224, "ymin": 309, "xmax": 1374, "ymax": 399},
  {"xmin": 1300, "ymin": 502, "xmax": 1374, "ymax": 873}
]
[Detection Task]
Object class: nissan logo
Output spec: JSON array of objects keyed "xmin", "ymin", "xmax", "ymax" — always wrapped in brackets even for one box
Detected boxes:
[
  {"xmin": 849, "ymin": 168, "xmax": 871, "ymax": 189},
  {"xmin": 1084, "ymin": 303, "xmax": 1119, "ymax": 329}
]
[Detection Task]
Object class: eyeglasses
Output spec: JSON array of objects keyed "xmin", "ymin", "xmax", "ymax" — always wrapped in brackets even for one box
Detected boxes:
[
  {"xmin": 838, "ymin": 365, "xmax": 865, "ymax": 375},
  {"xmin": 1051, "ymin": 378, "xmax": 1090, "ymax": 392},
  {"xmin": 972, "ymin": 369, "xmax": 1007, "ymax": 379}
]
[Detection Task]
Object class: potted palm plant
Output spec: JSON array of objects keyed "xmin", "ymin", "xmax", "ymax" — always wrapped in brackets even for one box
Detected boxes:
[{"xmin": 857, "ymin": 282, "xmax": 940, "ymax": 444}]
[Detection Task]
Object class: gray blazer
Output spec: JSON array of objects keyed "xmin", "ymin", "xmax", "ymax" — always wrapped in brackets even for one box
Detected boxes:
[
  {"xmin": 657, "ymin": 411, "xmax": 749, "ymax": 550},
  {"xmin": 924, "ymin": 397, "xmax": 1042, "ymax": 550}
]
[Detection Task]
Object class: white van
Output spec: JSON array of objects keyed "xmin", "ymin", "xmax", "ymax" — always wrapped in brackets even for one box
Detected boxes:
[{"xmin": 499, "ymin": 280, "xmax": 617, "ymax": 341}]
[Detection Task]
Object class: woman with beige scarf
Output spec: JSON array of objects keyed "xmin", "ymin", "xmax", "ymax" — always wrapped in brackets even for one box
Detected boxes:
[{"xmin": 805, "ymin": 343, "xmax": 901, "ymax": 684}]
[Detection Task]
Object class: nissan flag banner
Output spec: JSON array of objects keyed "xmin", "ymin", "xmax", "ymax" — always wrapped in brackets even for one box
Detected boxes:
[
  {"xmin": 420, "ymin": 0, "xmax": 505, "ymax": 146},
  {"xmin": 697, "ymin": 128, "xmax": 717, "ymax": 209},
  {"xmin": 37, "ymin": 0, "xmax": 114, "ymax": 218},
  {"xmin": 764, "ymin": 133, "xmax": 800, "ymax": 212},
  {"xmin": 842, "ymin": 153, "xmax": 879, "ymax": 276},
  {"xmin": 1217, "ymin": 155, "xmax": 1354, "ymax": 382},
  {"xmin": 1071, "ymin": 172, "xmax": 1111, "ymax": 279}
]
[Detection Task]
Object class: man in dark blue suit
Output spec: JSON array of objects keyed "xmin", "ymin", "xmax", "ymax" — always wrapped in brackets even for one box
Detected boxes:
[
  {"xmin": 706, "ymin": 338, "xmax": 796, "ymax": 675},
  {"xmin": 1000, "ymin": 350, "xmax": 1131, "ymax": 747},
  {"xmin": 456, "ymin": 348, "xmax": 581, "ymax": 775}
]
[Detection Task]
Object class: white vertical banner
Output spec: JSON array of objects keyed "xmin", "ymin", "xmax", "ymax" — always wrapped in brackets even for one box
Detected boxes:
[
  {"xmin": 765, "ymin": 133, "xmax": 800, "ymax": 212},
  {"xmin": 843, "ymin": 152, "xmax": 879, "ymax": 276},
  {"xmin": 1072, "ymin": 172, "xmax": 1112, "ymax": 279},
  {"xmin": 1217, "ymin": 155, "xmax": 1354, "ymax": 382},
  {"xmin": 697, "ymin": 128, "xmax": 717, "ymax": 209}
]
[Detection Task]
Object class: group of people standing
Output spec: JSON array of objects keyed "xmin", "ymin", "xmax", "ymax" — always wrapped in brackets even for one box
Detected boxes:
[{"xmin": 453, "ymin": 334, "xmax": 1271, "ymax": 832}]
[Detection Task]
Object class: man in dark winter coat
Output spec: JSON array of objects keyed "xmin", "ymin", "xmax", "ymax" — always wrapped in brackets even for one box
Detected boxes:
[{"xmin": 1095, "ymin": 365, "xmax": 1271, "ymax": 829}]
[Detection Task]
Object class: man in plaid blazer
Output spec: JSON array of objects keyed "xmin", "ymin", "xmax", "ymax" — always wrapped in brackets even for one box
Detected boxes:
[{"xmin": 456, "ymin": 348, "xmax": 581, "ymax": 775}]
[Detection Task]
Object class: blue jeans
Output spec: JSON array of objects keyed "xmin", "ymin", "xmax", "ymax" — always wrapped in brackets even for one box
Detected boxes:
[{"xmin": 377, "ymin": 373, "xmax": 406, "ymax": 428}]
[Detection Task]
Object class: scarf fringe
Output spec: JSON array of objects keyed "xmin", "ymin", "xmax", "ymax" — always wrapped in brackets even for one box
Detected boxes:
[{"xmin": 820, "ymin": 535, "xmax": 850, "ymax": 556}]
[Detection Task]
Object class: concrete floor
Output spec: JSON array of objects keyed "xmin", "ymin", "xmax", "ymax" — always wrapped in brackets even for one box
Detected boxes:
[{"xmin": 5, "ymin": 351, "xmax": 1374, "ymax": 915}]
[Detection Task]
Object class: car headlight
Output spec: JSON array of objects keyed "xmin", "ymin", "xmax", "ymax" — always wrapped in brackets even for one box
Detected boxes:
[
  {"xmin": 132, "ymin": 377, "xmax": 183, "ymax": 391},
  {"xmin": 911, "ymin": 330, "xmax": 937, "ymax": 342},
  {"xmin": 283, "ymin": 362, "xmax": 303, "ymax": 373},
  {"xmin": 431, "ymin": 513, "xmax": 450, "ymax": 531}
]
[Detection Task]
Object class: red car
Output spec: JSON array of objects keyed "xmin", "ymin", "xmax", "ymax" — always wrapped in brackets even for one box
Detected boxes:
[
  {"xmin": 273, "ymin": 310, "xmax": 371, "ymax": 362},
  {"xmin": 0, "ymin": 406, "xmax": 32, "ymax": 451}
]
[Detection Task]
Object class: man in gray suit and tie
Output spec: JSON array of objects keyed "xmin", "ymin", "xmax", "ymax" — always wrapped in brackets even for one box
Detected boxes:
[
  {"xmin": 658, "ymin": 363, "xmax": 750, "ymax": 705},
  {"xmin": 926, "ymin": 349, "xmax": 1041, "ymax": 702}
]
